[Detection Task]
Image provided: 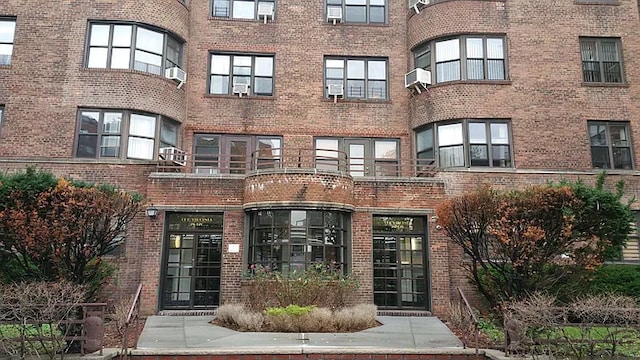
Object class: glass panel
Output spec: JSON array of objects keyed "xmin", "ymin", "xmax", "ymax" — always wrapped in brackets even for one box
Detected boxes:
[
  {"xmin": 213, "ymin": 0, "xmax": 231, "ymax": 16},
  {"xmin": 100, "ymin": 136, "xmax": 120, "ymax": 157},
  {"xmin": 254, "ymin": 77, "xmax": 273, "ymax": 95},
  {"xmin": 0, "ymin": 44, "xmax": 12, "ymax": 65},
  {"xmin": 347, "ymin": 80, "xmax": 365, "ymax": 98},
  {"xmin": 416, "ymin": 127, "xmax": 433, "ymax": 152},
  {"xmin": 490, "ymin": 123, "xmax": 510, "ymax": 144},
  {"xmin": 349, "ymin": 144, "xmax": 365, "ymax": 177},
  {"xmin": 591, "ymin": 147, "xmax": 610, "ymax": 169},
  {"xmin": 492, "ymin": 145, "xmax": 511, "ymax": 167},
  {"xmin": 368, "ymin": 80, "xmax": 386, "ymax": 99},
  {"xmin": 112, "ymin": 25, "xmax": 132, "ymax": 47},
  {"xmin": 346, "ymin": 0, "xmax": 366, "ymax": 3},
  {"xmin": 211, "ymin": 55, "xmax": 231, "ymax": 75},
  {"xmin": 468, "ymin": 123, "xmax": 486, "ymax": 143},
  {"xmin": 345, "ymin": 6, "xmax": 367, "ymax": 22},
  {"xmin": 136, "ymin": 27, "xmax": 164, "ymax": 54},
  {"xmin": 487, "ymin": 38, "xmax": 504, "ymax": 59},
  {"xmin": 255, "ymin": 57, "xmax": 273, "ymax": 76},
  {"xmin": 134, "ymin": 50, "xmax": 162, "ymax": 74},
  {"xmin": 439, "ymin": 145, "xmax": 464, "ymax": 167},
  {"xmin": 470, "ymin": 145, "xmax": 489, "ymax": 166},
  {"xmin": 370, "ymin": 6, "xmax": 385, "ymax": 23},
  {"xmin": 581, "ymin": 40, "xmax": 597, "ymax": 61},
  {"xmin": 347, "ymin": 60, "xmax": 365, "ymax": 78},
  {"xmin": 130, "ymin": 114, "xmax": 156, "ymax": 137},
  {"xmin": 229, "ymin": 139, "xmax": 248, "ymax": 174},
  {"xmin": 368, "ymin": 60, "xmax": 386, "ymax": 80},
  {"xmin": 103, "ymin": 112, "xmax": 122, "ymax": 134},
  {"xmin": 210, "ymin": 75, "xmax": 230, "ymax": 94},
  {"xmin": 0, "ymin": 20, "xmax": 15, "ymax": 44},
  {"xmin": 111, "ymin": 48, "xmax": 130, "ymax": 69},
  {"xmin": 127, "ymin": 137, "xmax": 154, "ymax": 159},
  {"xmin": 601, "ymin": 41, "xmax": 619, "ymax": 62},
  {"xmin": 487, "ymin": 59, "xmax": 505, "ymax": 80},
  {"xmin": 375, "ymin": 141, "xmax": 396, "ymax": 159},
  {"xmin": 613, "ymin": 147, "xmax": 632, "ymax": 169},
  {"xmin": 610, "ymin": 124, "xmax": 629, "ymax": 147},
  {"xmin": 466, "ymin": 38, "xmax": 483, "ymax": 58},
  {"xmin": 436, "ymin": 60, "xmax": 461, "ymax": 82},
  {"xmin": 233, "ymin": 0, "xmax": 255, "ymax": 19},
  {"xmin": 79, "ymin": 112, "xmax": 100, "ymax": 133},
  {"xmin": 160, "ymin": 120, "xmax": 178, "ymax": 146},
  {"xmin": 89, "ymin": 24, "xmax": 110, "ymax": 46},
  {"xmin": 87, "ymin": 48, "xmax": 108, "ymax": 68},
  {"xmin": 438, "ymin": 123, "xmax": 463, "ymax": 146},
  {"xmin": 436, "ymin": 39, "xmax": 460, "ymax": 62},
  {"xmin": 589, "ymin": 124, "xmax": 608, "ymax": 146}
]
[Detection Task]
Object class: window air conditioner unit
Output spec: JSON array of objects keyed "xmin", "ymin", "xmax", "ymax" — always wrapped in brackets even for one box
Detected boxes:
[
  {"xmin": 405, "ymin": 68, "xmax": 431, "ymax": 94},
  {"xmin": 327, "ymin": 7, "xmax": 343, "ymax": 25},
  {"xmin": 159, "ymin": 147, "xmax": 187, "ymax": 166},
  {"xmin": 233, "ymin": 83, "xmax": 250, "ymax": 97},
  {"xmin": 165, "ymin": 67, "xmax": 187, "ymax": 89},
  {"xmin": 408, "ymin": 0, "xmax": 430, "ymax": 14},
  {"xmin": 327, "ymin": 84, "xmax": 344, "ymax": 103},
  {"xmin": 257, "ymin": 2, "xmax": 274, "ymax": 24}
]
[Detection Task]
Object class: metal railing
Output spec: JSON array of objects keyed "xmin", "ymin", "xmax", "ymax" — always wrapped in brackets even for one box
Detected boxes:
[
  {"xmin": 120, "ymin": 284, "xmax": 143, "ymax": 360},
  {"xmin": 457, "ymin": 287, "xmax": 480, "ymax": 356},
  {"xmin": 157, "ymin": 147, "xmax": 437, "ymax": 178}
]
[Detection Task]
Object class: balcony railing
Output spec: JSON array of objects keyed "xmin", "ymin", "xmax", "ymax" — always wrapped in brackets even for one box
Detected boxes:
[{"xmin": 157, "ymin": 147, "xmax": 437, "ymax": 178}]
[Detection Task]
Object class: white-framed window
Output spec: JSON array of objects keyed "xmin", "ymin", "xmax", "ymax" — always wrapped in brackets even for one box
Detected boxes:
[
  {"xmin": 326, "ymin": 0, "xmax": 386, "ymax": 23},
  {"xmin": 0, "ymin": 18, "xmax": 16, "ymax": 66},
  {"xmin": 86, "ymin": 22, "xmax": 184, "ymax": 75},
  {"xmin": 413, "ymin": 35, "xmax": 507, "ymax": 84},
  {"xmin": 588, "ymin": 121, "xmax": 633, "ymax": 169},
  {"xmin": 209, "ymin": 53, "xmax": 274, "ymax": 96},
  {"xmin": 76, "ymin": 109, "xmax": 179, "ymax": 160},
  {"xmin": 416, "ymin": 120, "xmax": 512, "ymax": 168},
  {"xmin": 580, "ymin": 37, "xmax": 623, "ymax": 83},
  {"xmin": 325, "ymin": 57, "xmax": 388, "ymax": 99},
  {"xmin": 211, "ymin": 0, "xmax": 275, "ymax": 19}
]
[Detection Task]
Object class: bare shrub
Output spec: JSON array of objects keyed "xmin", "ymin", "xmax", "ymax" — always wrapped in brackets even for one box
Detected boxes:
[
  {"xmin": 447, "ymin": 301, "xmax": 477, "ymax": 347},
  {"xmin": 233, "ymin": 312, "xmax": 264, "ymax": 332},
  {"xmin": 333, "ymin": 304, "xmax": 377, "ymax": 332},
  {"xmin": 110, "ymin": 296, "xmax": 132, "ymax": 337},
  {"xmin": 215, "ymin": 304, "xmax": 246, "ymax": 325},
  {"xmin": 0, "ymin": 281, "xmax": 86, "ymax": 359},
  {"xmin": 299, "ymin": 308, "xmax": 335, "ymax": 332}
]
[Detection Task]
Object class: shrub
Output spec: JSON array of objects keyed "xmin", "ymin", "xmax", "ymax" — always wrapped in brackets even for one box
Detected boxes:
[
  {"xmin": 215, "ymin": 304, "xmax": 245, "ymax": 325},
  {"xmin": 265, "ymin": 304, "xmax": 315, "ymax": 317},
  {"xmin": 587, "ymin": 264, "xmax": 640, "ymax": 299},
  {"xmin": 333, "ymin": 304, "xmax": 377, "ymax": 332}
]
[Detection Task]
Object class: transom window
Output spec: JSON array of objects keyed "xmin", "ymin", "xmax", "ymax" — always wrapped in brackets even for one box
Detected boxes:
[
  {"xmin": 413, "ymin": 35, "xmax": 507, "ymax": 83},
  {"xmin": 86, "ymin": 22, "xmax": 184, "ymax": 75},
  {"xmin": 0, "ymin": 18, "xmax": 16, "ymax": 66},
  {"xmin": 588, "ymin": 121, "xmax": 632, "ymax": 169},
  {"xmin": 209, "ymin": 53, "xmax": 274, "ymax": 96},
  {"xmin": 248, "ymin": 209, "xmax": 350, "ymax": 273},
  {"xmin": 193, "ymin": 134, "xmax": 281, "ymax": 174},
  {"xmin": 315, "ymin": 137, "xmax": 399, "ymax": 176},
  {"xmin": 325, "ymin": 57, "xmax": 387, "ymax": 99},
  {"xmin": 326, "ymin": 0, "xmax": 386, "ymax": 23},
  {"xmin": 211, "ymin": 0, "xmax": 274, "ymax": 19},
  {"xmin": 76, "ymin": 109, "xmax": 179, "ymax": 160},
  {"xmin": 580, "ymin": 38, "xmax": 623, "ymax": 83},
  {"xmin": 416, "ymin": 120, "xmax": 512, "ymax": 168}
]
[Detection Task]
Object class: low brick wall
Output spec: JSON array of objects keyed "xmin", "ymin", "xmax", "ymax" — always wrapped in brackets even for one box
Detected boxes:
[{"xmin": 132, "ymin": 354, "xmax": 489, "ymax": 360}]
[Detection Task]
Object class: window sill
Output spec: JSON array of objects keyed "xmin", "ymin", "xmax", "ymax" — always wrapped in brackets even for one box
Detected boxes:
[
  {"xmin": 322, "ymin": 22, "xmax": 389, "ymax": 27},
  {"xmin": 574, "ymin": 0, "xmax": 619, "ymax": 5},
  {"xmin": 322, "ymin": 98, "xmax": 392, "ymax": 105},
  {"xmin": 204, "ymin": 94, "xmax": 275, "ymax": 100},
  {"xmin": 208, "ymin": 16, "xmax": 274, "ymax": 23},
  {"xmin": 0, "ymin": 64, "xmax": 11, "ymax": 70},
  {"xmin": 581, "ymin": 82, "xmax": 629, "ymax": 88}
]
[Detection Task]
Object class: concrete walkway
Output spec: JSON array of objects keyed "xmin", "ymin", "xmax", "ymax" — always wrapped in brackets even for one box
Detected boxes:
[{"xmin": 135, "ymin": 315, "xmax": 465, "ymax": 353}]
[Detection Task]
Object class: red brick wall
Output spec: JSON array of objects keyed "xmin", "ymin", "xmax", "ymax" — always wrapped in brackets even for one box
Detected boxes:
[{"xmin": 131, "ymin": 353, "xmax": 488, "ymax": 360}]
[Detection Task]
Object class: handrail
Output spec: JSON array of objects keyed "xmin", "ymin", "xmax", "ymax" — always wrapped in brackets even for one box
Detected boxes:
[
  {"xmin": 120, "ymin": 283, "xmax": 143, "ymax": 360},
  {"xmin": 457, "ymin": 287, "xmax": 480, "ymax": 356}
]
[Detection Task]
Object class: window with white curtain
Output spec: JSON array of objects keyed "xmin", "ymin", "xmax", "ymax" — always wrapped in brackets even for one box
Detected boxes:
[
  {"xmin": 416, "ymin": 120, "xmax": 512, "ymax": 168},
  {"xmin": 211, "ymin": 0, "xmax": 275, "ymax": 19},
  {"xmin": 75, "ymin": 109, "xmax": 179, "ymax": 160},
  {"xmin": 414, "ymin": 35, "xmax": 507, "ymax": 84},
  {"xmin": 0, "ymin": 18, "xmax": 16, "ymax": 66},
  {"xmin": 326, "ymin": 0, "xmax": 386, "ymax": 23}
]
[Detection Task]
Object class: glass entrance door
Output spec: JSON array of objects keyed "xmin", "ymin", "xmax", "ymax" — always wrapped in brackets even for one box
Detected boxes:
[
  {"xmin": 162, "ymin": 213, "xmax": 223, "ymax": 310},
  {"xmin": 373, "ymin": 216, "xmax": 429, "ymax": 310}
]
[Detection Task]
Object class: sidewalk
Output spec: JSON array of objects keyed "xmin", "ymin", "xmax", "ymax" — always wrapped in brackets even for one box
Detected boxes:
[{"xmin": 135, "ymin": 315, "xmax": 465, "ymax": 353}]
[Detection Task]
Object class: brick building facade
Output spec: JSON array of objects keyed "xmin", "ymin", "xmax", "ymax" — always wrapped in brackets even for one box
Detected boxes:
[{"xmin": 1, "ymin": 0, "xmax": 640, "ymax": 316}]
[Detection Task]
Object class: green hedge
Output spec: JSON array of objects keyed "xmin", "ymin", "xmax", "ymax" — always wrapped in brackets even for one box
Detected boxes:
[{"xmin": 588, "ymin": 264, "xmax": 640, "ymax": 298}]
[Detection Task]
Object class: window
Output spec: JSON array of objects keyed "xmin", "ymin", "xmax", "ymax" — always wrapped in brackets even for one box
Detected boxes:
[
  {"xmin": 209, "ymin": 53, "xmax": 274, "ymax": 96},
  {"xmin": 76, "ymin": 109, "xmax": 179, "ymax": 160},
  {"xmin": 413, "ymin": 35, "xmax": 506, "ymax": 84},
  {"xmin": 325, "ymin": 57, "xmax": 387, "ymax": 99},
  {"xmin": 0, "ymin": 106, "xmax": 3, "ymax": 132},
  {"xmin": 314, "ymin": 137, "xmax": 399, "ymax": 176},
  {"xmin": 248, "ymin": 210, "xmax": 350, "ymax": 273},
  {"xmin": 588, "ymin": 121, "xmax": 632, "ymax": 169},
  {"xmin": 326, "ymin": 0, "xmax": 386, "ymax": 23},
  {"xmin": 193, "ymin": 134, "xmax": 281, "ymax": 174},
  {"xmin": 580, "ymin": 38, "xmax": 623, "ymax": 83},
  {"xmin": 0, "ymin": 18, "xmax": 16, "ymax": 65},
  {"xmin": 416, "ymin": 120, "xmax": 512, "ymax": 168},
  {"xmin": 211, "ymin": 0, "xmax": 274, "ymax": 19},
  {"xmin": 86, "ymin": 22, "xmax": 184, "ymax": 75}
]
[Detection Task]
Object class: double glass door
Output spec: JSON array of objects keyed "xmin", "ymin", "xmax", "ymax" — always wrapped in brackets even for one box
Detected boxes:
[{"xmin": 373, "ymin": 216, "xmax": 429, "ymax": 310}]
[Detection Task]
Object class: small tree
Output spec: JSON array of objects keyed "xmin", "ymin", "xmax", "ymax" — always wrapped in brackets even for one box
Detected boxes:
[
  {"xmin": 0, "ymin": 170, "xmax": 142, "ymax": 300},
  {"xmin": 437, "ymin": 178, "xmax": 633, "ymax": 309}
]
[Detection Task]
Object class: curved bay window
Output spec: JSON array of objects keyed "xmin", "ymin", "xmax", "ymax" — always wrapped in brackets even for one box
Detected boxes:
[{"xmin": 248, "ymin": 210, "xmax": 350, "ymax": 273}]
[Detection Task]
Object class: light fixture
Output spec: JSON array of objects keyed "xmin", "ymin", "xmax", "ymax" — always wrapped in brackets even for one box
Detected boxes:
[{"xmin": 146, "ymin": 204, "xmax": 159, "ymax": 218}]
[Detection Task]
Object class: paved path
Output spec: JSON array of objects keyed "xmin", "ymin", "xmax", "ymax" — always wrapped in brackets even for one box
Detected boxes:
[{"xmin": 135, "ymin": 316, "xmax": 464, "ymax": 353}]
